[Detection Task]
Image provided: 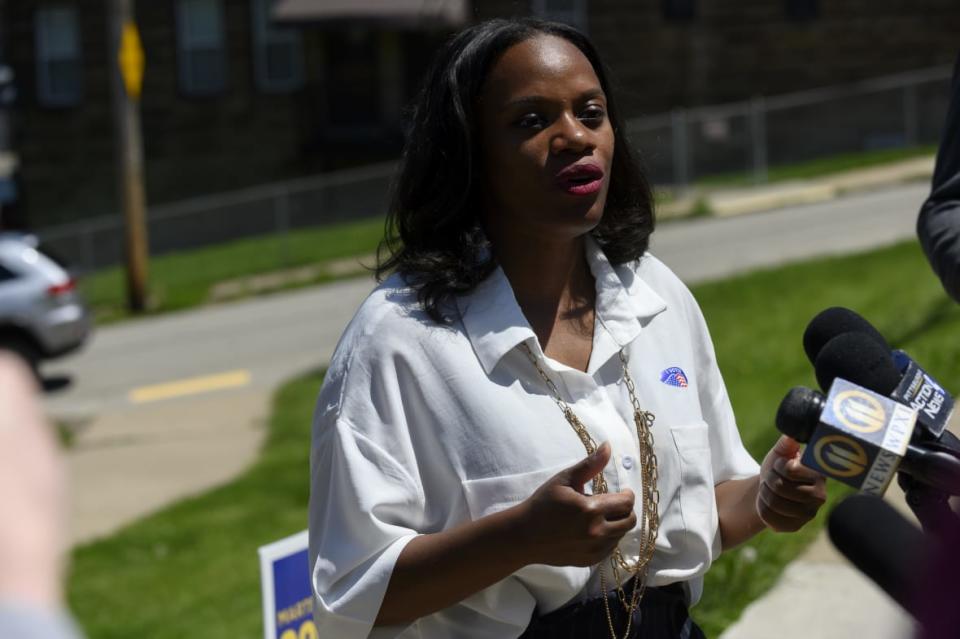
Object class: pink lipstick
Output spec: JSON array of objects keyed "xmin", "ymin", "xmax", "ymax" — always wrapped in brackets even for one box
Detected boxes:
[{"xmin": 556, "ymin": 162, "xmax": 605, "ymax": 196}]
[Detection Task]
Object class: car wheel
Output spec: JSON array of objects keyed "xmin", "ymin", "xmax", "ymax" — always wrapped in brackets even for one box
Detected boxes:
[{"xmin": 0, "ymin": 335, "xmax": 41, "ymax": 382}]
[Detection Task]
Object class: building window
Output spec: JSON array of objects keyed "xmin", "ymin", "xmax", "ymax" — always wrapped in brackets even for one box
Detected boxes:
[
  {"xmin": 177, "ymin": 0, "xmax": 227, "ymax": 96},
  {"xmin": 251, "ymin": 0, "xmax": 304, "ymax": 92},
  {"xmin": 786, "ymin": 0, "xmax": 819, "ymax": 21},
  {"xmin": 324, "ymin": 29, "xmax": 382, "ymax": 130},
  {"xmin": 34, "ymin": 6, "xmax": 82, "ymax": 107},
  {"xmin": 531, "ymin": 0, "xmax": 587, "ymax": 31},
  {"xmin": 662, "ymin": 0, "xmax": 696, "ymax": 22}
]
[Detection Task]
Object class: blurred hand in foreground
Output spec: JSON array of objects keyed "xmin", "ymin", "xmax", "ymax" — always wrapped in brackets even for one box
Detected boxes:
[{"xmin": 0, "ymin": 353, "xmax": 67, "ymax": 610}]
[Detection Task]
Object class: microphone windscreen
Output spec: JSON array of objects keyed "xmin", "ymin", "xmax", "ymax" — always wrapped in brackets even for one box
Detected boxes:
[
  {"xmin": 827, "ymin": 494, "xmax": 925, "ymax": 618},
  {"xmin": 814, "ymin": 332, "xmax": 901, "ymax": 395},
  {"xmin": 774, "ymin": 387, "xmax": 822, "ymax": 443},
  {"xmin": 803, "ymin": 307, "xmax": 889, "ymax": 364}
]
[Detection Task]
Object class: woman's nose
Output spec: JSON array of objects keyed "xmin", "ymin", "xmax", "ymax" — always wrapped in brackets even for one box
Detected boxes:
[{"xmin": 550, "ymin": 113, "xmax": 593, "ymax": 155}]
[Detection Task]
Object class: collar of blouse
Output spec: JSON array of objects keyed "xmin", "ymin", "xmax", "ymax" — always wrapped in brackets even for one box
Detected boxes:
[{"xmin": 456, "ymin": 235, "xmax": 668, "ymax": 376}]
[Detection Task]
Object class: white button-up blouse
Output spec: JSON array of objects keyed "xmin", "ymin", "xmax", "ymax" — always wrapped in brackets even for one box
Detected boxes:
[{"xmin": 309, "ymin": 237, "xmax": 760, "ymax": 639}]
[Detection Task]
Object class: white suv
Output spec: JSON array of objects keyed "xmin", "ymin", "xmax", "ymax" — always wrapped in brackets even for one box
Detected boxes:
[{"xmin": 0, "ymin": 232, "xmax": 91, "ymax": 378}]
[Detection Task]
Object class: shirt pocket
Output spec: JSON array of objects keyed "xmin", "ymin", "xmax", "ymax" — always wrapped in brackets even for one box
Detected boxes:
[
  {"xmin": 669, "ymin": 421, "xmax": 717, "ymax": 533},
  {"xmin": 460, "ymin": 462, "xmax": 573, "ymax": 520}
]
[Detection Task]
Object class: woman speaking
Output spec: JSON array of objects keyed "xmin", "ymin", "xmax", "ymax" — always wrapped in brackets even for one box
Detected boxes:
[{"xmin": 309, "ymin": 18, "xmax": 826, "ymax": 639}]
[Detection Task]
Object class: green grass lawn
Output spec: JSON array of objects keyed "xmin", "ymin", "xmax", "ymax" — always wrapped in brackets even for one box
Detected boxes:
[
  {"xmin": 80, "ymin": 216, "xmax": 386, "ymax": 323},
  {"xmin": 691, "ymin": 239, "xmax": 960, "ymax": 634},
  {"xmin": 66, "ymin": 239, "xmax": 960, "ymax": 638},
  {"xmin": 67, "ymin": 371, "xmax": 321, "ymax": 639},
  {"xmin": 78, "ymin": 147, "xmax": 935, "ymax": 324}
]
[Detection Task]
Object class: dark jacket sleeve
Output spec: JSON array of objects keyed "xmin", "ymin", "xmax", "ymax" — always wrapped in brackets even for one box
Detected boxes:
[{"xmin": 918, "ymin": 51, "xmax": 960, "ymax": 302}]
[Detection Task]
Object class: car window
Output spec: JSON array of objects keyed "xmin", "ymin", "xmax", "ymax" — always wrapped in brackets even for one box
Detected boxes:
[
  {"xmin": 37, "ymin": 243, "xmax": 69, "ymax": 270},
  {"xmin": 0, "ymin": 263, "xmax": 16, "ymax": 282}
]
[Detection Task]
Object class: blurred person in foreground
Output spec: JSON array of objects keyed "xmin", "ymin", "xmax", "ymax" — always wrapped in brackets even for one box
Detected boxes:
[
  {"xmin": 0, "ymin": 354, "xmax": 81, "ymax": 639},
  {"xmin": 309, "ymin": 18, "xmax": 827, "ymax": 639},
  {"xmin": 916, "ymin": 511, "xmax": 960, "ymax": 639},
  {"xmin": 918, "ymin": 50, "xmax": 960, "ymax": 301}
]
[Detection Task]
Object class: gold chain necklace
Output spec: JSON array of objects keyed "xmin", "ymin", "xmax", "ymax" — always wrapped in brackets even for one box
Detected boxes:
[{"xmin": 520, "ymin": 343, "xmax": 660, "ymax": 639}]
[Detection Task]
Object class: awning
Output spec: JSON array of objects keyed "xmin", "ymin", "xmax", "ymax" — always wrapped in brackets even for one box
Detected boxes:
[{"xmin": 271, "ymin": 0, "xmax": 470, "ymax": 27}]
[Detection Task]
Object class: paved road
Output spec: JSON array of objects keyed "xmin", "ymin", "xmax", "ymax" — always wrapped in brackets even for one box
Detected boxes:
[
  {"xmin": 650, "ymin": 182, "xmax": 926, "ymax": 283},
  {"xmin": 45, "ymin": 182, "xmax": 927, "ymax": 418},
  {"xmin": 44, "ymin": 276, "xmax": 373, "ymax": 417}
]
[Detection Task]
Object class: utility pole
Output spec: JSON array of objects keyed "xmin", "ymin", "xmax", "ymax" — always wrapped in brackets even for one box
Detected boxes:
[{"xmin": 108, "ymin": 0, "xmax": 149, "ymax": 312}]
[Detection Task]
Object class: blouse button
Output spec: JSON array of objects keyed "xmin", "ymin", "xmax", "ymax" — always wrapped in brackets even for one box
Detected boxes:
[{"xmin": 621, "ymin": 455, "xmax": 635, "ymax": 469}]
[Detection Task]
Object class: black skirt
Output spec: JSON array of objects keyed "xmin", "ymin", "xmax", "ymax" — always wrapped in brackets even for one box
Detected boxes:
[{"xmin": 519, "ymin": 579, "xmax": 708, "ymax": 639}]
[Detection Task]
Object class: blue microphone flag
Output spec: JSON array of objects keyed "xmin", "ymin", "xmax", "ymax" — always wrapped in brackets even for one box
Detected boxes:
[{"xmin": 891, "ymin": 350, "xmax": 954, "ymax": 438}]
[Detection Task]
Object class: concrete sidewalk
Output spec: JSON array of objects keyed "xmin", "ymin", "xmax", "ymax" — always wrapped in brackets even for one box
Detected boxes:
[
  {"xmin": 719, "ymin": 485, "xmax": 920, "ymax": 639},
  {"xmin": 65, "ymin": 388, "xmax": 271, "ymax": 545},
  {"xmin": 719, "ymin": 416, "xmax": 960, "ymax": 639},
  {"xmin": 661, "ymin": 155, "xmax": 934, "ymax": 220}
]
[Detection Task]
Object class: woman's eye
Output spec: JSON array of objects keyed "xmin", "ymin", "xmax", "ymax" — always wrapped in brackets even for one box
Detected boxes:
[
  {"xmin": 516, "ymin": 113, "xmax": 547, "ymax": 130},
  {"xmin": 580, "ymin": 106, "xmax": 606, "ymax": 124}
]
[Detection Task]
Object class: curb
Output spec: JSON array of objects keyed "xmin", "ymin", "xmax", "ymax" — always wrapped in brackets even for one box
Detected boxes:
[{"xmin": 660, "ymin": 155, "xmax": 935, "ymax": 220}]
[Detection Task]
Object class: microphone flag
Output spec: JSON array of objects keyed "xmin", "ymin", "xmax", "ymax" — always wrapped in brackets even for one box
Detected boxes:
[
  {"xmin": 802, "ymin": 378, "xmax": 917, "ymax": 495},
  {"xmin": 890, "ymin": 350, "xmax": 954, "ymax": 439}
]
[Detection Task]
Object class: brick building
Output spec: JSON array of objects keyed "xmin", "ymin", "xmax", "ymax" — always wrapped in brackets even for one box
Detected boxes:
[{"xmin": 2, "ymin": 0, "xmax": 959, "ymax": 228}]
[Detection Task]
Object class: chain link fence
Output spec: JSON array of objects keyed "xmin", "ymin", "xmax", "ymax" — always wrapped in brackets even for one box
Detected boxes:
[
  {"xmin": 627, "ymin": 65, "xmax": 951, "ymax": 186},
  {"xmin": 37, "ymin": 66, "xmax": 952, "ymax": 274},
  {"xmin": 38, "ymin": 161, "xmax": 396, "ymax": 272}
]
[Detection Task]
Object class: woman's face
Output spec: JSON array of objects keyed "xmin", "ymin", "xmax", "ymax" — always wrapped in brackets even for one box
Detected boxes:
[{"xmin": 478, "ymin": 34, "xmax": 614, "ymax": 244}]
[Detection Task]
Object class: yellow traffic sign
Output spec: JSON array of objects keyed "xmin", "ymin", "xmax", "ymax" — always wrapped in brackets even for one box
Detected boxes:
[{"xmin": 118, "ymin": 21, "xmax": 145, "ymax": 100}]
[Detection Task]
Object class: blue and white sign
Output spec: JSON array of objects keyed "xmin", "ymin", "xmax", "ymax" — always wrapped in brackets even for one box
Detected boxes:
[{"xmin": 258, "ymin": 529, "xmax": 316, "ymax": 639}]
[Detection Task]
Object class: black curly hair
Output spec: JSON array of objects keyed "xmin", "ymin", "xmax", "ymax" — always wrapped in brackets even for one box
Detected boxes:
[{"xmin": 376, "ymin": 17, "xmax": 655, "ymax": 323}]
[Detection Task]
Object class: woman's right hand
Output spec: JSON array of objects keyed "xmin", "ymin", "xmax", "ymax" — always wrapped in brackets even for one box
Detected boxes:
[
  {"xmin": 377, "ymin": 442, "xmax": 637, "ymax": 626},
  {"xmin": 515, "ymin": 442, "xmax": 637, "ymax": 567}
]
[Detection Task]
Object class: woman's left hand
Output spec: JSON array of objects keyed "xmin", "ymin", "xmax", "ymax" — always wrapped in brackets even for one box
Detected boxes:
[{"xmin": 756, "ymin": 435, "xmax": 827, "ymax": 532}]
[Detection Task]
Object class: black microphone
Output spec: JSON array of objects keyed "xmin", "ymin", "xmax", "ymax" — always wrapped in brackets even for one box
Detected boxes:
[
  {"xmin": 803, "ymin": 307, "xmax": 955, "ymax": 439},
  {"xmin": 815, "ymin": 332, "xmax": 958, "ymax": 447},
  {"xmin": 802, "ymin": 306, "xmax": 889, "ymax": 364},
  {"xmin": 827, "ymin": 494, "xmax": 926, "ymax": 619},
  {"xmin": 775, "ymin": 383, "xmax": 960, "ymax": 495}
]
